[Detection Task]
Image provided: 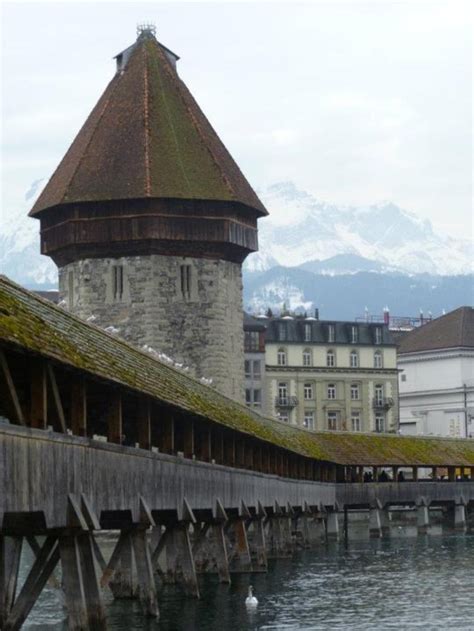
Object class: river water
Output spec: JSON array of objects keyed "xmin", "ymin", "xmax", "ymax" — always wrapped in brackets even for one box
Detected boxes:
[{"xmin": 21, "ymin": 530, "xmax": 474, "ymax": 630}]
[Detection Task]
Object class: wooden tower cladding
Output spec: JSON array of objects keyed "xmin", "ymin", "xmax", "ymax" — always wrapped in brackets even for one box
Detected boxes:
[{"xmin": 30, "ymin": 28, "xmax": 267, "ymax": 401}]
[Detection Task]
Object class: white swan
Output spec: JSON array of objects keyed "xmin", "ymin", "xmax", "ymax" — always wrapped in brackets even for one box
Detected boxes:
[{"xmin": 245, "ymin": 585, "xmax": 258, "ymax": 607}]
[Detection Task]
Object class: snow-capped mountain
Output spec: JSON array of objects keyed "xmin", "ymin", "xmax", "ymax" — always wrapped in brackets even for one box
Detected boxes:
[
  {"xmin": 0, "ymin": 179, "xmax": 58, "ymax": 288},
  {"xmin": 247, "ymin": 182, "xmax": 473, "ymax": 276}
]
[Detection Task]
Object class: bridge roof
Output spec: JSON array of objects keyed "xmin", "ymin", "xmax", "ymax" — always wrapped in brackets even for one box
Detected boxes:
[{"xmin": 1, "ymin": 275, "xmax": 473, "ymax": 468}]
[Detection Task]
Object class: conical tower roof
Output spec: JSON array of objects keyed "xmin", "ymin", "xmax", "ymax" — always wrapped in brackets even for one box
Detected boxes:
[{"xmin": 30, "ymin": 30, "xmax": 267, "ymax": 217}]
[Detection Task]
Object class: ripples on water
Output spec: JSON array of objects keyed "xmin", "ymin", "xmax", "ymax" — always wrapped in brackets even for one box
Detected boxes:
[{"xmin": 22, "ymin": 533, "xmax": 474, "ymax": 630}]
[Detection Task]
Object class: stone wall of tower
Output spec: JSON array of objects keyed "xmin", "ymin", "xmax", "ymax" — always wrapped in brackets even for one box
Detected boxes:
[{"xmin": 58, "ymin": 255, "xmax": 245, "ymax": 402}]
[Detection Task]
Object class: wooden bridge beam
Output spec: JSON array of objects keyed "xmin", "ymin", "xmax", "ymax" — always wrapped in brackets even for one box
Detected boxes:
[{"xmin": 0, "ymin": 350, "xmax": 25, "ymax": 426}]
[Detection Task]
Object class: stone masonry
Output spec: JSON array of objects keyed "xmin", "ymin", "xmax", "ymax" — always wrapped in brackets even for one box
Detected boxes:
[{"xmin": 59, "ymin": 255, "xmax": 245, "ymax": 402}]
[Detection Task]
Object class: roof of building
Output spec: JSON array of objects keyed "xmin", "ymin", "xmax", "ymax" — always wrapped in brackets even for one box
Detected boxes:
[
  {"xmin": 263, "ymin": 317, "xmax": 394, "ymax": 346},
  {"xmin": 398, "ymin": 307, "xmax": 474, "ymax": 355},
  {"xmin": 30, "ymin": 31, "xmax": 267, "ymax": 218},
  {"xmin": 1, "ymin": 275, "xmax": 473, "ymax": 466}
]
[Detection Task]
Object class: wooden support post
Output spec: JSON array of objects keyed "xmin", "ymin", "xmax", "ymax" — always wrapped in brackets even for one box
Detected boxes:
[
  {"xmin": 448, "ymin": 466, "xmax": 455, "ymax": 482},
  {"xmin": 248, "ymin": 502, "xmax": 267, "ymax": 571},
  {"xmin": 3, "ymin": 536, "xmax": 60, "ymax": 631},
  {"xmin": 412, "ymin": 466, "xmax": 418, "ymax": 482},
  {"xmin": 261, "ymin": 446, "xmax": 270, "ymax": 473},
  {"xmin": 431, "ymin": 467, "xmax": 437, "ymax": 481},
  {"xmin": 201, "ymin": 427, "xmax": 211, "ymax": 462},
  {"xmin": 77, "ymin": 533, "xmax": 107, "ymax": 628},
  {"xmin": 213, "ymin": 430, "xmax": 224, "ymax": 464},
  {"xmin": 108, "ymin": 531, "xmax": 136, "ymax": 598},
  {"xmin": 0, "ymin": 536, "xmax": 23, "ymax": 626},
  {"xmin": 30, "ymin": 358, "xmax": 47, "ymax": 429},
  {"xmin": 47, "ymin": 363, "xmax": 66, "ymax": 432},
  {"xmin": 183, "ymin": 420, "xmax": 194, "ymax": 458},
  {"xmin": 71, "ymin": 378, "xmax": 87, "ymax": 437},
  {"xmin": 160, "ymin": 412, "xmax": 174, "ymax": 454},
  {"xmin": 138, "ymin": 398, "xmax": 151, "ymax": 450},
  {"xmin": 131, "ymin": 529, "xmax": 159, "ymax": 617},
  {"xmin": 224, "ymin": 434, "xmax": 235, "ymax": 467},
  {"xmin": 236, "ymin": 440, "xmax": 245, "ymax": 468},
  {"xmin": 107, "ymin": 390, "xmax": 122, "ymax": 445},
  {"xmin": 228, "ymin": 503, "xmax": 252, "ymax": 573},
  {"xmin": 245, "ymin": 441, "xmax": 254, "ymax": 469},
  {"xmin": 58, "ymin": 534, "xmax": 88, "ymax": 629},
  {"xmin": 0, "ymin": 350, "xmax": 25, "ymax": 425}
]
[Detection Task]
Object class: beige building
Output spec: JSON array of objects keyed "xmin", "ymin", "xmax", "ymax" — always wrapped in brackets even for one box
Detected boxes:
[{"xmin": 262, "ymin": 316, "xmax": 399, "ymax": 432}]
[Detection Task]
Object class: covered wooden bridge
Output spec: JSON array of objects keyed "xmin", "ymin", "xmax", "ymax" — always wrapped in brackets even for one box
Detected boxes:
[{"xmin": 1, "ymin": 275, "xmax": 474, "ymax": 628}]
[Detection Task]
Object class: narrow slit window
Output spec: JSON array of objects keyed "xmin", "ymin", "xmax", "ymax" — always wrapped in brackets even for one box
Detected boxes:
[
  {"xmin": 113, "ymin": 266, "xmax": 124, "ymax": 301},
  {"xmin": 180, "ymin": 264, "xmax": 192, "ymax": 298}
]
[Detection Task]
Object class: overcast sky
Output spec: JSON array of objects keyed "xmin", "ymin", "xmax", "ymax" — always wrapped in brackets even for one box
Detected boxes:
[{"xmin": 1, "ymin": 1, "xmax": 472, "ymax": 239}]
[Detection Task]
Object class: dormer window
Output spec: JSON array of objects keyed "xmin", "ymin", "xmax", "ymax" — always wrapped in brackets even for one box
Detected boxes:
[
  {"xmin": 304, "ymin": 323, "xmax": 312, "ymax": 342},
  {"xmin": 375, "ymin": 327, "xmax": 382, "ymax": 344},
  {"xmin": 278, "ymin": 322, "xmax": 287, "ymax": 341},
  {"xmin": 351, "ymin": 326, "xmax": 358, "ymax": 344},
  {"xmin": 328, "ymin": 324, "xmax": 335, "ymax": 343}
]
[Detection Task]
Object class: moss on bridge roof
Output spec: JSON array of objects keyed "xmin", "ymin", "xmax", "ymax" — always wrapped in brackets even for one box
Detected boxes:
[{"xmin": 1, "ymin": 275, "xmax": 473, "ymax": 467}]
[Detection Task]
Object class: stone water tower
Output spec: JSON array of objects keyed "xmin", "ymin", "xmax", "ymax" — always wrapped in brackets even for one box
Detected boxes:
[{"xmin": 30, "ymin": 26, "xmax": 267, "ymax": 401}]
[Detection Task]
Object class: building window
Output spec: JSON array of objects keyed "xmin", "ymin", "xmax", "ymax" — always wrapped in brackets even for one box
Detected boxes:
[
  {"xmin": 180, "ymin": 264, "xmax": 192, "ymax": 299},
  {"xmin": 304, "ymin": 410, "xmax": 315, "ymax": 430},
  {"xmin": 113, "ymin": 265, "xmax": 124, "ymax": 301},
  {"xmin": 350, "ymin": 383, "xmax": 360, "ymax": 400},
  {"xmin": 351, "ymin": 326, "xmax": 358, "ymax": 344},
  {"xmin": 304, "ymin": 323, "xmax": 312, "ymax": 342},
  {"xmin": 375, "ymin": 327, "xmax": 382, "ymax": 344},
  {"xmin": 327, "ymin": 350, "xmax": 335, "ymax": 367},
  {"xmin": 245, "ymin": 389, "xmax": 252, "ymax": 405},
  {"xmin": 278, "ymin": 322, "xmax": 287, "ymax": 341},
  {"xmin": 244, "ymin": 331, "xmax": 260, "ymax": 352},
  {"xmin": 375, "ymin": 414, "xmax": 385, "ymax": 433},
  {"xmin": 374, "ymin": 351, "xmax": 383, "ymax": 369},
  {"xmin": 253, "ymin": 389, "xmax": 261, "ymax": 407},
  {"xmin": 253, "ymin": 360, "xmax": 261, "ymax": 379},
  {"xmin": 279, "ymin": 412, "xmax": 289, "ymax": 423},
  {"xmin": 401, "ymin": 374, "xmax": 407, "ymax": 382},
  {"xmin": 327, "ymin": 383, "xmax": 336, "ymax": 399},
  {"xmin": 327, "ymin": 411, "xmax": 339, "ymax": 431},
  {"xmin": 375, "ymin": 384, "xmax": 384, "ymax": 406},
  {"xmin": 328, "ymin": 324, "xmax": 335, "ymax": 343},
  {"xmin": 277, "ymin": 348, "xmax": 287, "ymax": 366},
  {"xmin": 278, "ymin": 382, "xmax": 288, "ymax": 405},
  {"xmin": 350, "ymin": 350, "xmax": 359, "ymax": 368},
  {"xmin": 351, "ymin": 411, "xmax": 361, "ymax": 431},
  {"xmin": 303, "ymin": 349, "xmax": 312, "ymax": 367},
  {"xmin": 303, "ymin": 382, "xmax": 314, "ymax": 400},
  {"xmin": 244, "ymin": 360, "xmax": 251, "ymax": 378}
]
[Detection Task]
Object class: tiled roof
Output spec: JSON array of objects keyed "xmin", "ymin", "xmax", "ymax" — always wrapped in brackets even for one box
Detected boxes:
[
  {"xmin": 398, "ymin": 307, "xmax": 474, "ymax": 354},
  {"xmin": 30, "ymin": 33, "xmax": 266, "ymax": 217},
  {"xmin": 1, "ymin": 276, "xmax": 473, "ymax": 466},
  {"xmin": 264, "ymin": 317, "xmax": 394, "ymax": 346}
]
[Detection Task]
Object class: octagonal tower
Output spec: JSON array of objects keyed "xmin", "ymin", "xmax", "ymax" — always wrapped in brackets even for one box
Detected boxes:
[{"xmin": 30, "ymin": 27, "xmax": 267, "ymax": 401}]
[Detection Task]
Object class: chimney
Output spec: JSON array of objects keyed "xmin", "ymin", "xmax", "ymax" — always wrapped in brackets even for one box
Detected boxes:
[
  {"xmin": 383, "ymin": 306, "xmax": 390, "ymax": 326},
  {"xmin": 314, "ymin": 308, "xmax": 319, "ymax": 320}
]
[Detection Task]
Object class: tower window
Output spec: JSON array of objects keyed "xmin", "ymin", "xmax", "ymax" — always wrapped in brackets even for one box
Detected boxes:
[
  {"xmin": 68, "ymin": 271, "xmax": 74, "ymax": 308},
  {"xmin": 113, "ymin": 266, "xmax": 124, "ymax": 301},
  {"xmin": 180, "ymin": 264, "xmax": 192, "ymax": 298}
]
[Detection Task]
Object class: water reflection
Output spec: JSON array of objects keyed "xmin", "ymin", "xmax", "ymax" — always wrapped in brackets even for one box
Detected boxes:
[{"xmin": 22, "ymin": 532, "xmax": 474, "ymax": 630}]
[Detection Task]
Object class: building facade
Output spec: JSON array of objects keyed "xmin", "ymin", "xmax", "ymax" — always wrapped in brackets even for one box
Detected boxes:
[
  {"xmin": 398, "ymin": 307, "xmax": 474, "ymax": 438},
  {"xmin": 29, "ymin": 27, "xmax": 266, "ymax": 402},
  {"xmin": 261, "ymin": 316, "xmax": 399, "ymax": 432}
]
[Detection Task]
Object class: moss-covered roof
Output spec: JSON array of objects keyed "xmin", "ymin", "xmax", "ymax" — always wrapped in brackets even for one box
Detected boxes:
[
  {"xmin": 30, "ymin": 33, "xmax": 266, "ymax": 217},
  {"xmin": 1, "ymin": 275, "xmax": 473, "ymax": 467}
]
